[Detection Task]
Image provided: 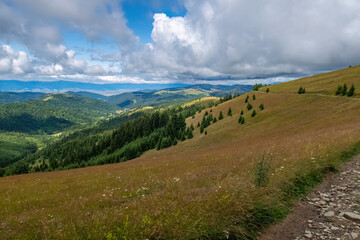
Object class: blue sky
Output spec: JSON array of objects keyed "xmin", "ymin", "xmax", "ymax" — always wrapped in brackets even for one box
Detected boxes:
[{"xmin": 0, "ymin": 0, "xmax": 359, "ymax": 86}]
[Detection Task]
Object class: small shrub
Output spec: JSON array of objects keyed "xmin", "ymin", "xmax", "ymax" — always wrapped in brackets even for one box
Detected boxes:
[
  {"xmin": 251, "ymin": 110, "xmax": 256, "ymax": 117},
  {"xmin": 240, "ymin": 110, "xmax": 244, "ymax": 115},
  {"xmin": 245, "ymin": 95, "xmax": 249, "ymax": 103},
  {"xmin": 238, "ymin": 116, "xmax": 242, "ymax": 124},
  {"xmin": 205, "ymin": 131, "xmax": 207, "ymax": 135},
  {"xmin": 252, "ymin": 94, "xmax": 256, "ymax": 100},
  {"xmin": 247, "ymin": 103, "xmax": 253, "ymax": 110},
  {"xmin": 255, "ymin": 154, "xmax": 272, "ymax": 187},
  {"xmin": 266, "ymin": 88, "xmax": 270, "ymax": 93},
  {"xmin": 259, "ymin": 104, "xmax": 264, "ymax": 110},
  {"xmin": 228, "ymin": 107, "xmax": 232, "ymax": 116}
]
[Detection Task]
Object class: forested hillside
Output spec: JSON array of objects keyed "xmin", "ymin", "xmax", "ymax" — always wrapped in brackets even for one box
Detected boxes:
[
  {"xmin": 0, "ymin": 92, "xmax": 45, "ymax": 104},
  {"xmin": 1, "ymin": 96, "xmax": 223, "ymax": 176},
  {"xmin": 0, "ymin": 93, "xmax": 118, "ymax": 133}
]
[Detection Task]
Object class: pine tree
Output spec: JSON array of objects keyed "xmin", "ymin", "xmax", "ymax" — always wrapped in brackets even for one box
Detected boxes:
[
  {"xmin": 241, "ymin": 117, "xmax": 245, "ymax": 124},
  {"xmin": 259, "ymin": 103, "xmax": 264, "ymax": 110},
  {"xmin": 342, "ymin": 84, "xmax": 348, "ymax": 96},
  {"xmin": 190, "ymin": 123, "xmax": 194, "ymax": 131},
  {"xmin": 348, "ymin": 84, "xmax": 355, "ymax": 97},
  {"xmin": 205, "ymin": 131, "xmax": 207, "ymax": 135},
  {"xmin": 188, "ymin": 129, "xmax": 193, "ymax": 139},
  {"xmin": 247, "ymin": 103, "xmax": 253, "ymax": 110},
  {"xmin": 302, "ymin": 88, "xmax": 306, "ymax": 94},
  {"xmin": 252, "ymin": 94, "xmax": 256, "ymax": 100},
  {"xmin": 200, "ymin": 124, "xmax": 204, "ymax": 133},
  {"xmin": 335, "ymin": 85, "xmax": 343, "ymax": 95},
  {"xmin": 213, "ymin": 117, "xmax": 217, "ymax": 123},
  {"xmin": 298, "ymin": 87, "xmax": 303, "ymax": 94},
  {"xmin": 251, "ymin": 110, "xmax": 256, "ymax": 117},
  {"xmin": 228, "ymin": 107, "xmax": 232, "ymax": 116},
  {"xmin": 197, "ymin": 122, "xmax": 200, "ymax": 127},
  {"xmin": 238, "ymin": 116, "xmax": 242, "ymax": 123},
  {"xmin": 219, "ymin": 111, "xmax": 224, "ymax": 120},
  {"xmin": 245, "ymin": 95, "xmax": 249, "ymax": 103},
  {"xmin": 240, "ymin": 110, "xmax": 244, "ymax": 115},
  {"xmin": 266, "ymin": 88, "xmax": 270, "ymax": 93}
]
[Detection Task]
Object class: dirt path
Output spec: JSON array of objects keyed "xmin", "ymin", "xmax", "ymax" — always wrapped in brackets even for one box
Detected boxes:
[{"xmin": 260, "ymin": 155, "xmax": 360, "ymax": 240}]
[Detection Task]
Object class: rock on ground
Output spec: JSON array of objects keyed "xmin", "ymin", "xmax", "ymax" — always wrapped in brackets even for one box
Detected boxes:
[{"xmin": 260, "ymin": 155, "xmax": 360, "ymax": 240}]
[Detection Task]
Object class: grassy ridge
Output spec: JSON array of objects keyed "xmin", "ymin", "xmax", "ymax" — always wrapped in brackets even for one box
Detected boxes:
[{"xmin": 1, "ymin": 67, "xmax": 360, "ymax": 239}]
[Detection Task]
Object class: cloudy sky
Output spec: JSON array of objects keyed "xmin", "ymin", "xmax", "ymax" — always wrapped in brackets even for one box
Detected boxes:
[{"xmin": 1, "ymin": 0, "xmax": 360, "ymax": 85}]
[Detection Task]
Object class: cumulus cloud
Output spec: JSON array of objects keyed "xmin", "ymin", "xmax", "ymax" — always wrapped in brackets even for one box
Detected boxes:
[
  {"xmin": 125, "ymin": 0, "xmax": 360, "ymax": 81},
  {"xmin": 0, "ymin": 45, "xmax": 31, "ymax": 74},
  {"xmin": 1, "ymin": 0, "xmax": 360, "ymax": 83}
]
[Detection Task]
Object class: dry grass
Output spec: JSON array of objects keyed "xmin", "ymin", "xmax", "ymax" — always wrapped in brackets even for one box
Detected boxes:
[{"xmin": 1, "ymin": 67, "xmax": 360, "ymax": 239}]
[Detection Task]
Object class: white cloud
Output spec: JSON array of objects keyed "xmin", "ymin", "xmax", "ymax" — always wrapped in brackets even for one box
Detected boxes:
[
  {"xmin": 125, "ymin": 0, "xmax": 360, "ymax": 82},
  {"xmin": 0, "ymin": 45, "xmax": 31, "ymax": 74}
]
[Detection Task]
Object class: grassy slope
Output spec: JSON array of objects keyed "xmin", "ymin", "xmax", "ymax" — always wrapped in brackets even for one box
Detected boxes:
[{"xmin": 1, "ymin": 67, "xmax": 360, "ymax": 239}]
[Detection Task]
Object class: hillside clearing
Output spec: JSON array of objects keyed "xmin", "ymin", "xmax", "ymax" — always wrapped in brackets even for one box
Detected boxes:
[{"xmin": 1, "ymin": 67, "xmax": 360, "ymax": 239}]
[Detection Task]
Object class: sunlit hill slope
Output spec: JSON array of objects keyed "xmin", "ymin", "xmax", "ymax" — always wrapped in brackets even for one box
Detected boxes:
[{"xmin": 1, "ymin": 66, "xmax": 360, "ymax": 239}]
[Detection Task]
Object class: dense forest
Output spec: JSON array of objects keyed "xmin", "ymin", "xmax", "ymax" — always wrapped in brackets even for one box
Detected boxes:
[
  {"xmin": 0, "ymin": 93, "xmax": 118, "ymax": 134},
  {"xmin": 0, "ymin": 96, "xmax": 228, "ymax": 177}
]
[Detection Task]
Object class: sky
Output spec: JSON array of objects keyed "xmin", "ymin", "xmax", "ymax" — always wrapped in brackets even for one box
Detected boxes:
[{"xmin": 0, "ymin": 0, "xmax": 360, "ymax": 86}]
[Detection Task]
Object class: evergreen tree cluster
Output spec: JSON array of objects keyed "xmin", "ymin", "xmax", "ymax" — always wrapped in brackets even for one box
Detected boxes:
[
  {"xmin": 1, "ymin": 107, "xmax": 194, "ymax": 176},
  {"xmin": 219, "ymin": 94, "xmax": 233, "ymax": 103},
  {"xmin": 199, "ymin": 112, "xmax": 215, "ymax": 133},
  {"xmin": 298, "ymin": 87, "xmax": 306, "ymax": 94},
  {"xmin": 336, "ymin": 83, "xmax": 355, "ymax": 97}
]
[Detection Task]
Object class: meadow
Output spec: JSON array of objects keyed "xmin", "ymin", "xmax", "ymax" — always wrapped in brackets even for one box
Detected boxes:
[{"xmin": 1, "ymin": 66, "xmax": 360, "ymax": 239}]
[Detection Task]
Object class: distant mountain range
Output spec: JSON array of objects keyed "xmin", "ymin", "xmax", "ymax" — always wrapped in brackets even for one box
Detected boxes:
[
  {"xmin": 0, "ymin": 80, "xmax": 188, "ymax": 95},
  {"xmin": 0, "ymin": 82, "xmax": 254, "ymax": 108}
]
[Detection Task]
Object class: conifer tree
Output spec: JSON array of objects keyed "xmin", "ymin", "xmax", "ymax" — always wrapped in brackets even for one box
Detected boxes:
[
  {"xmin": 342, "ymin": 84, "xmax": 348, "ymax": 96},
  {"xmin": 238, "ymin": 116, "xmax": 242, "ymax": 123},
  {"xmin": 200, "ymin": 124, "xmax": 204, "ymax": 133},
  {"xmin": 241, "ymin": 117, "xmax": 245, "ymax": 124},
  {"xmin": 240, "ymin": 110, "xmax": 244, "ymax": 115},
  {"xmin": 228, "ymin": 107, "xmax": 232, "ymax": 116},
  {"xmin": 252, "ymin": 94, "xmax": 256, "ymax": 100},
  {"xmin": 213, "ymin": 117, "xmax": 217, "ymax": 123},
  {"xmin": 259, "ymin": 104, "xmax": 264, "ymax": 110},
  {"xmin": 335, "ymin": 85, "xmax": 342, "ymax": 95},
  {"xmin": 348, "ymin": 84, "xmax": 355, "ymax": 97},
  {"xmin": 245, "ymin": 95, "xmax": 249, "ymax": 103},
  {"xmin": 266, "ymin": 88, "xmax": 270, "ymax": 93},
  {"xmin": 247, "ymin": 103, "xmax": 253, "ymax": 110},
  {"xmin": 298, "ymin": 87, "xmax": 303, "ymax": 94},
  {"xmin": 219, "ymin": 111, "xmax": 224, "ymax": 120},
  {"xmin": 251, "ymin": 110, "xmax": 256, "ymax": 117}
]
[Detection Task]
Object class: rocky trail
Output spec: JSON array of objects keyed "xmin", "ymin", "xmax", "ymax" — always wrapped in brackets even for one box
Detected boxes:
[{"xmin": 261, "ymin": 155, "xmax": 360, "ymax": 240}]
